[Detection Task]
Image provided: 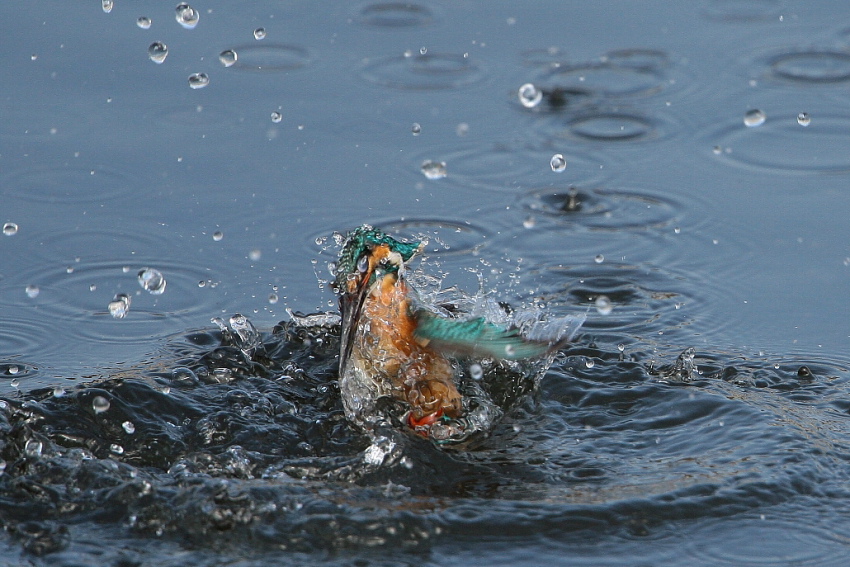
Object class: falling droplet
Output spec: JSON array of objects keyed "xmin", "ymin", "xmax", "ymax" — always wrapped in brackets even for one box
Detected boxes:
[
  {"xmin": 249, "ymin": 249, "xmax": 261, "ymax": 261},
  {"xmin": 110, "ymin": 444, "xmax": 124, "ymax": 454},
  {"xmin": 595, "ymin": 295, "xmax": 613, "ymax": 315},
  {"xmin": 594, "ymin": 254, "xmax": 604, "ymax": 264},
  {"xmin": 469, "ymin": 363, "xmax": 483, "ymax": 380},
  {"xmin": 411, "ymin": 122, "xmax": 421, "ymax": 136},
  {"xmin": 175, "ymin": 3, "xmax": 199, "ymax": 29},
  {"xmin": 92, "ymin": 395, "xmax": 111, "ymax": 413},
  {"xmin": 148, "ymin": 42, "xmax": 168, "ymax": 64},
  {"xmin": 550, "ymin": 153, "xmax": 566, "ymax": 172},
  {"xmin": 505, "ymin": 344, "xmax": 516, "ymax": 357},
  {"xmin": 219, "ymin": 49, "xmax": 237, "ymax": 67},
  {"xmin": 7, "ymin": 366, "xmax": 19, "ymax": 376},
  {"xmin": 102, "ymin": 0, "xmax": 114, "ymax": 14},
  {"xmin": 3, "ymin": 222, "xmax": 18, "ymax": 236},
  {"xmin": 271, "ymin": 111, "xmax": 282, "ymax": 123},
  {"xmin": 213, "ymin": 231, "xmax": 224, "ymax": 241},
  {"xmin": 253, "ymin": 27, "xmax": 266, "ymax": 40},
  {"xmin": 53, "ymin": 386, "xmax": 65, "ymax": 397},
  {"xmin": 421, "ymin": 160, "xmax": 447, "ymax": 180},
  {"xmin": 268, "ymin": 293, "xmax": 279, "ymax": 304},
  {"xmin": 137, "ymin": 16, "xmax": 152, "ymax": 29},
  {"xmin": 108, "ymin": 293, "xmax": 131, "ymax": 319},
  {"xmin": 24, "ymin": 439, "xmax": 43, "ymax": 458},
  {"xmin": 188, "ymin": 72, "xmax": 210, "ymax": 89},
  {"xmin": 138, "ymin": 268, "xmax": 167, "ymax": 295},
  {"xmin": 797, "ymin": 112, "xmax": 811, "ymax": 127},
  {"xmin": 617, "ymin": 343, "xmax": 625, "ymax": 353},
  {"xmin": 712, "ymin": 145, "xmax": 723, "ymax": 155},
  {"xmin": 518, "ymin": 83, "xmax": 542, "ymax": 108},
  {"xmin": 743, "ymin": 109, "xmax": 766, "ymax": 127},
  {"xmin": 523, "ymin": 216, "xmax": 536, "ymax": 229},
  {"xmin": 122, "ymin": 421, "xmax": 136, "ymax": 434},
  {"xmin": 585, "ymin": 358, "xmax": 595, "ymax": 368},
  {"xmin": 25, "ymin": 285, "xmax": 39, "ymax": 299}
]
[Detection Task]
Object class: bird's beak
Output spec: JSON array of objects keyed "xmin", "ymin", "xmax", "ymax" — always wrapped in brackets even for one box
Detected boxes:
[{"xmin": 338, "ymin": 257, "xmax": 376, "ymax": 380}]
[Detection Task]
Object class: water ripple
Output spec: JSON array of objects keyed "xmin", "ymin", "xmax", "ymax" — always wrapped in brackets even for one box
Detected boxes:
[
  {"xmin": 355, "ymin": 2, "xmax": 436, "ymax": 28},
  {"xmin": 1, "ymin": 165, "xmax": 138, "ymax": 204},
  {"xmin": 359, "ymin": 52, "xmax": 485, "ymax": 90},
  {"xmin": 227, "ymin": 44, "xmax": 313, "ymax": 72},
  {"xmin": 702, "ymin": 0, "xmax": 782, "ymax": 22}
]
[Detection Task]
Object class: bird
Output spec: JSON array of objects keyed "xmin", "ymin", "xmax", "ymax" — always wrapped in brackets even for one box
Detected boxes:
[{"xmin": 332, "ymin": 225, "xmax": 576, "ymax": 436}]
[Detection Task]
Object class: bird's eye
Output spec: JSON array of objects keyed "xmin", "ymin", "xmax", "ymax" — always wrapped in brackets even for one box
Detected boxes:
[{"xmin": 356, "ymin": 254, "xmax": 369, "ymax": 274}]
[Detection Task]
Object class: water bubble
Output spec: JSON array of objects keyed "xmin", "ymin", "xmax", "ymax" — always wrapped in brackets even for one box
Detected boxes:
[
  {"xmin": 595, "ymin": 295, "xmax": 613, "ymax": 315},
  {"xmin": 188, "ymin": 72, "xmax": 210, "ymax": 89},
  {"xmin": 550, "ymin": 153, "xmax": 566, "ymax": 172},
  {"xmin": 108, "ymin": 293, "xmax": 131, "ymax": 319},
  {"xmin": 253, "ymin": 27, "xmax": 266, "ymax": 40},
  {"xmin": 148, "ymin": 42, "xmax": 168, "ymax": 64},
  {"xmin": 421, "ymin": 160, "xmax": 447, "ymax": 180},
  {"xmin": 213, "ymin": 230, "xmax": 224, "ymax": 241},
  {"xmin": 518, "ymin": 83, "xmax": 543, "ymax": 108},
  {"xmin": 3, "ymin": 222, "xmax": 19, "ymax": 236},
  {"xmin": 594, "ymin": 254, "xmax": 604, "ymax": 264},
  {"xmin": 411, "ymin": 122, "xmax": 421, "ymax": 135},
  {"xmin": 24, "ymin": 439, "xmax": 43, "ymax": 458},
  {"xmin": 469, "ymin": 363, "xmax": 483, "ymax": 380},
  {"xmin": 102, "ymin": 0, "xmax": 113, "ymax": 14},
  {"xmin": 175, "ymin": 3, "xmax": 199, "ymax": 29},
  {"xmin": 25, "ymin": 285, "xmax": 40, "ymax": 299},
  {"xmin": 92, "ymin": 395, "xmax": 111, "ymax": 413},
  {"xmin": 138, "ymin": 268, "xmax": 166, "ymax": 295},
  {"xmin": 271, "ymin": 111, "xmax": 282, "ymax": 123},
  {"xmin": 137, "ymin": 17, "xmax": 152, "ymax": 29},
  {"xmin": 744, "ymin": 109, "xmax": 766, "ymax": 127},
  {"xmin": 797, "ymin": 112, "xmax": 811, "ymax": 126},
  {"xmin": 268, "ymin": 293, "xmax": 279, "ymax": 304},
  {"xmin": 219, "ymin": 49, "xmax": 237, "ymax": 67}
]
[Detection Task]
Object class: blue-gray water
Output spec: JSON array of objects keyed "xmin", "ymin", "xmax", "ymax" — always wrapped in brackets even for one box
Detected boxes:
[{"xmin": 2, "ymin": 1, "xmax": 850, "ymax": 565}]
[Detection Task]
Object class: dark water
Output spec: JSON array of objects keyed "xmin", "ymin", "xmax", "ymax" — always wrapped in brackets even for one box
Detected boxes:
[{"xmin": 2, "ymin": 1, "xmax": 850, "ymax": 565}]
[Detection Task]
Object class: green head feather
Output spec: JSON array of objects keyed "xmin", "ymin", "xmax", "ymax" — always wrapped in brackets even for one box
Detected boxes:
[{"xmin": 333, "ymin": 225, "xmax": 421, "ymax": 292}]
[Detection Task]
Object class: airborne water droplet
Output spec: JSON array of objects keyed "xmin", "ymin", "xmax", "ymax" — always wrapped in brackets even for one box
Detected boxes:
[
  {"xmin": 595, "ymin": 295, "xmax": 613, "ymax": 315},
  {"xmin": 411, "ymin": 122, "xmax": 421, "ymax": 135},
  {"xmin": 138, "ymin": 268, "xmax": 166, "ymax": 295},
  {"xmin": 268, "ymin": 293, "xmax": 279, "ymax": 304},
  {"xmin": 550, "ymin": 153, "xmax": 566, "ymax": 172},
  {"xmin": 108, "ymin": 293, "xmax": 131, "ymax": 318},
  {"xmin": 253, "ymin": 27, "xmax": 266, "ymax": 40},
  {"xmin": 148, "ymin": 42, "xmax": 168, "ymax": 64},
  {"xmin": 102, "ymin": 0, "xmax": 113, "ymax": 14},
  {"xmin": 213, "ymin": 231, "xmax": 224, "ymax": 241},
  {"xmin": 25, "ymin": 285, "xmax": 39, "ymax": 299},
  {"xmin": 175, "ymin": 3, "xmax": 199, "ymax": 29},
  {"xmin": 744, "ymin": 109, "xmax": 766, "ymax": 127},
  {"xmin": 271, "ymin": 111, "xmax": 282, "ymax": 123},
  {"xmin": 188, "ymin": 72, "xmax": 210, "ymax": 89},
  {"xmin": 797, "ymin": 112, "xmax": 811, "ymax": 127},
  {"xmin": 123, "ymin": 421, "xmax": 135, "ymax": 434},
  {"xmin": 594, "ymin": 254, "xmax": 604, "ymax": 264},
  {"xmin": 518, "ymin": 83, "xmax": 542, "ymax": 108},
  {"xmin": 421, "ymin": 160, "xmax": 447, "ymax": 180},
  {"xmin": 92, "ymin": 395, "xmax": 110, "ymax": 413},
  {"xmin": 137, "ymin": 17, "xmax": 152, "ymax": 29},
  {"xmin": 219, "ymin": 49, "xmax": 237, "ymax": 67},
  {"xmin": 3, "ymin": 222, "xmax": 18, "ymax": 236},
  {"xmin": 24, "ymin": 439, "xmax": 43, "ymax": 458},
  {"xmin": 469, "ymin": 363, "xmax": 483, "ymax": 380}
]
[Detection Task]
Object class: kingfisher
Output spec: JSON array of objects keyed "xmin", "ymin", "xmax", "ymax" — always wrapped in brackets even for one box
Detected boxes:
[{"xmin": 332, "ymin": 225, "xmax": 575, "ymax": 437}]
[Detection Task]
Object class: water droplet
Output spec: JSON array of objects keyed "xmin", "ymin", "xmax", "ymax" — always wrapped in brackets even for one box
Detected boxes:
[
  {"xmin": 420, "ymin": 46, "xmax": 428, "ymax": 55},
  {"xmin": 53, "ymin": 387, "xmax": 65, "ymax": 397},
  {"xmin": 594, "ymin": 254, "xmax": 604, "ymax": 264},
  {"xmin": 108, "ymin": 293, "xmax": 131, "ymax": 319},
  {"xmin": 122, "ymin": 421, "xmax": 136, "ymax": 434},
  {"xmin": 102, "ymin": 0, "xmax": 114, "ymax": 14},
  {"xmin": 3, "ymin": 222, "xmax": 18, "ymax": 236},
  {"xmin": 421, "ymin": 160, "xmax": 447, "ymax": 180},
  {"xmin": 198, "ymin": 280, "xmax": 207, "ymax": 288},
  {"xmin": 674, "ymin": 227, "xmax": 681, "ymax": 234},
  {"xmin": 24, "ymin": 439, "xmax": 43, "ymax": 458},
  {"xmin": 744, "ymin": 109, "xmax": 766, "ymax": 127},
  {"xmin": 249, "ymin": 249, "xmax": 261, "ymax": 261},
  {"xmin": 523, "ymin": 215, "xmax": 536, "ymax": 229},
  {"xmin": 550, "ymin": 153, "xmax": 566, "ymax": 172},
  {"xmin": 617, "ymin": 343, "xmax": 625, "ymax": 352},
  {"xmin": 89, "ymin": 284, "xmax": 97, "ymax": 292},
  {"xmin": 110, "ymin": 444, "xmax": 124, "ymax": 454},
  {"xmin": 25, "ymin": 285, "xmax": 40, "ymax": 299},
  {"xmin": 253, "ymin": 27, "xmax": 266, "ymax": 40},
  {"xmin": 6, "ymin": 365, "xmax": 19, "ymax": 376},
  {"xmin": 797, "ymin": 112, "xmax": 811, "ymax": 126},
  {"xmin": 266, "ymin": 293, "xmax": 279, "ymax": 305},
  {"xmin": 712, "ymin": 145, "xmax": 723, "ymax": 155},
  {"xmin": 10, "ymin": 379, "xmax": 19, "ymax": 389},
  {"xmin": 469, "ymin": 363, "xmax": 483, "ymax": 380},
  {"xmin": 92, "ymin": 395, "xmax": 110, "ymax": 413},
  {"xmin": 271, "ymin": 111, "xmax": 282, "ymax": 123},
  {"xmin": 595, "ymin": 295, "xmax": 613, "ymax": 315},
  {"xmin": 188, "ymin": 72, "xmax": 210, "ymax": 89},
  {"xmin": 175, "ymin": 3, "xmax": 199, "ymax": 29},
  {"xmin": 456, "ymin": 122, "xmax": 469, "ymax": 136},
  {"xmin": 219, "ymin": 49, "xmax": 237, "ymax": 67},
  {"xmin": 138, "ymin": 268, "xmax": 166, "ymax": 295},
  {"xmin": 585, "ymin": 358, "xmax": 595, "ymax": 368},
  {"xmin": 411, "ymin": 122, "xmax": 421, "ymax": 135},
  {"xmin": 148, "ymin": 42, "xmax": 168, "ymax": 64},
  {"xmin": 505, "ymin": 344, "xmax": 516, "ymax": 357},
  {"xmin": 137, "ymin": 16, "xmax": 152, "ymax": 29},
  {"xmin": 213, "ymin": 230, "xmax": 224, "ymax": 241},
  {"xmin": 518, "ymin": 83, "xmax": 542, "ymax": 108}
]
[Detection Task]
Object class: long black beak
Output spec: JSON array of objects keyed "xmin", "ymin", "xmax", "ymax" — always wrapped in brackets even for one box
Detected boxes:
[{"xmin": 338, "ymin": 269, "xmax": 373, "ymax": 379}]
